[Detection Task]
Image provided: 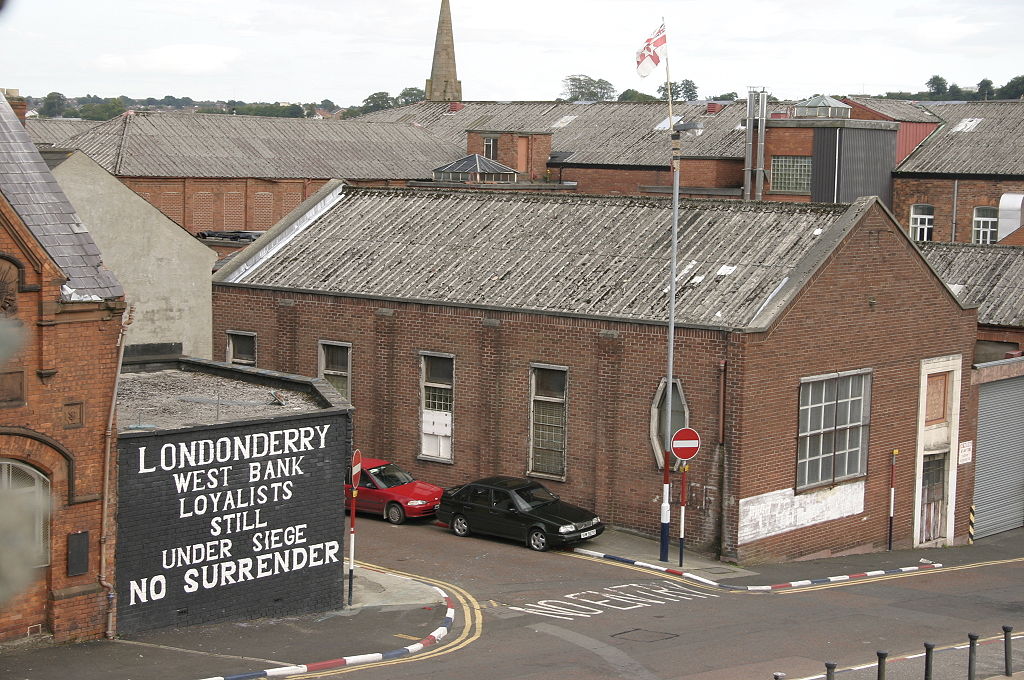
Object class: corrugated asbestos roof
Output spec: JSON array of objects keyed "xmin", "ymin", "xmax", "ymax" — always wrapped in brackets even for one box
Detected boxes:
[
  {"xmin": 0, "ymin": 98, "xmax": 123, "ymax": 301},
  {"xmin": 897, "ymin": 101, "xmax": 1024, "ymax": 175},
  {"xmin": 60, "ymin": 111, "xmax": 464, "ymax": 179},
  {"xmin": 918, "ymin": 242, "xmax": 1024, "ymax": 327},
  {"xmin": 843, "ymin": 97, "xmax": 940, "ymax": 123},
  {"xmin": 220, "ymin": 186, "xmax": 872, "ymax": 330},
  {"xmin": 24, "ymin": 118, "xmax": 102, "ymax": 147},
  {"xmin": 356, "ymin": 100, "xmax": 748, "ymax": 165}
]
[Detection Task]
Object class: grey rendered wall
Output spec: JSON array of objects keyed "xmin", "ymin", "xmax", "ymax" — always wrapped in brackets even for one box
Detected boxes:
[{"xmin": 53, "ymin": 152, "xmax": 216, "ymax": 358}]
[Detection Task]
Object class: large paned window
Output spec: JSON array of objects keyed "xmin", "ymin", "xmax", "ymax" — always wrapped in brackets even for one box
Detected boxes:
[
  {"xmin": 0, "ymin": 459, "xmax": 50, "ymax": 567},
  {"xmin": 483, "ymin": 137, "xmax": 499, "ymax": 160},
  {"xmin": 318, "ymin": 341, "xmax": 351, "ymax": 400},
  {"xmin": 226, "ymin": 331, "xmax": 256, "ymax": 366},
  {"xmin": 798, "ymin": 370, "xmax": 871, "ymax": 489},
  {"xmin": 421, "ymin": 354, "xmax": 454, "ymax": 461},
  {"xmin": 530, "ymin": 365, "xmax": 567, "ymax": 478},
  {"xmin": 910, "ymin": 204, "xmax": 934, "ymax": 241},
  {"xmin": 972, "ymin": 207, "xmax": 998, "ymax": 244},
  {"xmin": 770, "ymin": 156, "xmax": 812, "ymax": 193}
]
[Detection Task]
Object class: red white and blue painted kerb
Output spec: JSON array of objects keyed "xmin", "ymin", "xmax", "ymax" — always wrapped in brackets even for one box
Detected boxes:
[
  {"xmin": 196, "ymin": 584, "xmax": 455, "ymax": 680},
  {"xmin": 572, "ymin": 548, "xmax": 942, "ymax": 591}
]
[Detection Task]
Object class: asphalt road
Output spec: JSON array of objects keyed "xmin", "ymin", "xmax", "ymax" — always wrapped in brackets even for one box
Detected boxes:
[{"xmin": 351, "ymin": 518, "xmax": 1023, "ymax": 680}]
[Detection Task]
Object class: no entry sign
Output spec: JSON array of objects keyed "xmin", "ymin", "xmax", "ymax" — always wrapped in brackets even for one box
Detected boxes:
[{"xmin": 671, "ymin": 427, "xmax": 701, "ymax": 461}]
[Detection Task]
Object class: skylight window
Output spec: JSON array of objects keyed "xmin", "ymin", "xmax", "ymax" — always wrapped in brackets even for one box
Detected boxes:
[
  {"xmin": 950, "ymin": 118, "xmax": 983, "ymax": 132},
  {"xmin": 551, "ymin": 115, "xmax": 578, "ymax": 128},
  {"xmin": 655, "ymin": 115, "xmax": 683, "ymax": 130}
]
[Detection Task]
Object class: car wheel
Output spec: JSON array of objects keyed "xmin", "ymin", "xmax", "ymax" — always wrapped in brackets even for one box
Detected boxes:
[
  {"xmin": 451, "ymin": 514, "xmax": 470, "ymax": 537},
  {"xmin": 385, "ymin": 502, "xmax": 406, "ymax": 525},
  {"xmin": 528, "ymin": 528, "xmax": 549, "ymax": 552}
]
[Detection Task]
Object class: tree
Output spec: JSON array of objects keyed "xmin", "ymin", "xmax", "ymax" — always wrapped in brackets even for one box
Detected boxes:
[
  {"xmin": 997, "ymin": 75, "xmax": 1024, "ymax": 100},
  {"xmin": 657, "ymin": 79, "xmax": 698, "ymax": 101},
  {"xmin": 39, "ymin": 92, "xmax": 66, "ymax": 118},
  {"xmin": 976, "ymin": 79, "xmax": 995, "ymax": 100},
  {"xmin": 710, "ymin": 92, "xmax": 738, "ymax": 101},
  {"xmin": 396, "ymin": 87, "xmax": 425, "ymax": 106},
  {"xmin": 78, "ymin": 98, "xmax": 126, "ymax": 120},
  {"xmin": 320, "ymin": 99, "xmax": 336, "ymax": 111},
  {"xmin": 926, "ymin": 75, "xmax": 948, "ymax": 97},
  {"xmin": 947, "ymin": 83, "xmax": 964, "ymax": 100},
  {"xmin": 359, "ymin": 92, "xmax": 397, "ymax": 112},
  {"xmin": 617, "ymin": 89, "xmax": 658, "ymax": 102},
  {"xmin": 560, "ymin": 74, "xmax": 616, "ymax": 102},
  {"xmin": 303, "ymin": 102, "xmax": 318, "ymax": 117}
]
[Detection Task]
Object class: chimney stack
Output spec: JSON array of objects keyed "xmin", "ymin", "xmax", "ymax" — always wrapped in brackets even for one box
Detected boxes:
[{"xmin": 2, "ymin": 88, "xmax": 28, "ymax": 126}]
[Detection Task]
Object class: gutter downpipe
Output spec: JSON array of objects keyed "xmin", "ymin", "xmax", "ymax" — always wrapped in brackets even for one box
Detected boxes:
[
  {"xmin": 717, "ymin": 342, "xmax": 732, "ymax": 560},
  {"xmin": 99, "ymin": 304, "xmax": 133, "ymax": 639}
]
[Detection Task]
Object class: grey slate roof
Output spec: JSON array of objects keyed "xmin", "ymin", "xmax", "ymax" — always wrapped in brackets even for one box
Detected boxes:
[
  {"xmin": 25, "ymin": 118, "xmax": 101, "ymax": 147},
  {"xmin": 434, "ymin": 154, "xmax": 516, "ymax": 174},
  {"xmin": 60, "ymin": 112, "xmax": 464, "ymax": 180},
  {"xmin": 0, "ymin": 98, "xmax": 123, "ymax": 301},
  {"xmin": 918, "ymin": 242, "xmax": 1024, "ymax": 327},
  {"xmin": 842, "ymin": 97, "xmax": 940, "ymax": 123},
  {"xmin": 356, "ymin": 101, "xmax": 748, "ymax": 165},
  {"xmin": 216, "ymin": 186, "xmax": 875, "ymax": 331},
  {"xmin": 896, "ymin": 101, "xmax": 1024, "ymax": 175}
]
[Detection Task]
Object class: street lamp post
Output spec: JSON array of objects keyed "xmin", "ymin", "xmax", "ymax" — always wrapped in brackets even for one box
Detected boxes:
[{"xmin": 660, "ymin": 119, "xmax": 703, "ymax": 563}]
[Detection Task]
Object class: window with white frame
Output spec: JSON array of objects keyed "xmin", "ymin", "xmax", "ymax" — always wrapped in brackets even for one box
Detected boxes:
[
  {"xmin": 910, "ymin": 204, "xmax": 935, "ymax": 241},
  {"xmin": 483, "ymin": 137, "xmax": 498, "ymax": 160},
  {"xmin": 226, "ymin": 331, "xmax": 256, "ymax": 366},
  {"xmin": 972, "ymin": 207, "xmax": 998, "ymax": 244},
  {"xmin": 770, "ymin": 156, "xmax": 812, "ymax": 193},
  {"xmin": 798, "ymin": 370, "xmax": 871, "ymax": 489},
  {"xmin": 318, "ymin": 341, "xmax": 351, "ymax": 400},
  {"xmin": 0, "ymin": 459, "xmax": 50, "ymax": 567},
  {"xmin": 530, "ymin": 365, "xmax": 567, "ymax": 478},
  {"xmin": 421, "ymin": 354, "xmax": 454, "ymax": 461}
]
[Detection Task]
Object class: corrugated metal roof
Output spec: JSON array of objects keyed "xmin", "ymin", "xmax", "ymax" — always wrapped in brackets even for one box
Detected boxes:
[
  {"xmin": 61, "ymin": 112, "xmax": 464, "ymax": 180},
  {"xmin": 220, "ymin": 186, "xmax": 872, "ymax": 330},
  {"xmin": 434, "ymin": 154, "xmax": 516, "ymax": 174},
  {"xmin": 24, "ymin": 118, "xmax": 102, "ymax": 147},
  {"xmin": 356, "ymin": 101, "xmax": 748, "ymax": 165},
  {"xmin": 896, "ymin": 101, "xmax": 1024, "ymax": 175},
  {"xmin": 843, "ymin": 97, "xmax": 940, "ymax": 123},
  {"xmin": 918, "ymin": 242, "xmax": 1024, "ymax": 327},
  {"xmin": 0, "ymin": 98, "xmax": 122, "ymax": 301}
]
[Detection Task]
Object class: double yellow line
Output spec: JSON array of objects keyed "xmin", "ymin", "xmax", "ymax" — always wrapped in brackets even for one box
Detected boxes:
[{"xmin": 296, "ymin": 562, "xmax": 483, "ymax": 677}]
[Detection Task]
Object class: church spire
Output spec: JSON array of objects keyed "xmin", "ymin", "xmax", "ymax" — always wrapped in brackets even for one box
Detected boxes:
[{"xmin": 425, "ymin": 0, "xmax": 462, "ymax": 102}]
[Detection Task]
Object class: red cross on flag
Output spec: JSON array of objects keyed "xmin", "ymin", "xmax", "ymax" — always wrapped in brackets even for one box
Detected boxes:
[{"xmin": 636, "ymin": 23, "xmax": 668, "ymax": 78}]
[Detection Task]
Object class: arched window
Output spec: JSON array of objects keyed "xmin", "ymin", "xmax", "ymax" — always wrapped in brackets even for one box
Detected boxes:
[
  {"xmin": 910, "ymin": 204, "xmax": 934, "ymax": 241},
  {"xmin": 972, "ymin": 207, "xmax": 998, "ymax": 244},
  {"xmin": 0, "ymin": 459, "xmax": 51, "ymax": 567}
]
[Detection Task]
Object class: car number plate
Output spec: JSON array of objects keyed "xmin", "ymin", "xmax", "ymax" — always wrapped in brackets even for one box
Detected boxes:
[{"xmin": 580, "ymin": 529, "xmax": 596, "ymax": 539}]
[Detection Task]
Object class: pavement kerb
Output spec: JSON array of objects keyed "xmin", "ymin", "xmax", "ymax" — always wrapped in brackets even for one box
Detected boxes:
[
  {"xmin": 571, "ymin": 547, "xmax": 943, "ymax": 591},
  {"xmin": 194, "ymin": 578, "xmax": 456, "ymax": 680}
]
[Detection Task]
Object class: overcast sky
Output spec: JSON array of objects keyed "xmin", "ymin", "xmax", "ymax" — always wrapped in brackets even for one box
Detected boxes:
[{"xmin": 2, "ymin": 0, "xmax": 1021, "ymax": 106}]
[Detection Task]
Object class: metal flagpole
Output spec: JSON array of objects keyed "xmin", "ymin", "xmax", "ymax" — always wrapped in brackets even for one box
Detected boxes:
[{"xmin": 660, "ymin": 16, "xmax": 678, "ymax": 563}]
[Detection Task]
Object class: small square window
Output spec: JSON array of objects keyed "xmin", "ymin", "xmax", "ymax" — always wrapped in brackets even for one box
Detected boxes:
[
  {"xmin": 319, "ymin": 341, "xmax": 351, "ymax": 399},
  {"xmin": 770, "ymin": 156, "xmax": 812, "ymax": 194},
  {"xmin": 227, "ymin": 332, "xmax": 256, "ymax": 366}
]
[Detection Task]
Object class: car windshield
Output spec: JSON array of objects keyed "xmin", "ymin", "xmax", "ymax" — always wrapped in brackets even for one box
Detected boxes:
[
  {"xmin": 511, "ymin": 483, "xmax": 558, "ymax": 510},
  {"xmin": 369, "ymin": 463, "xmax": 414, "ymax": 489}
]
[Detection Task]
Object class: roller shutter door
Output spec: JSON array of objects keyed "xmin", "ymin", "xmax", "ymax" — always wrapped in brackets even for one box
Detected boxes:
[{"xmin": 974, "ymin": 376, "xmax": 1024, "ymax": 538}]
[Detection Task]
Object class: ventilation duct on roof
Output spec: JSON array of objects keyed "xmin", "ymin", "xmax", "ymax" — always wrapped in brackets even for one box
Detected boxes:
[{"xmin": 998, "ymin": 193, "xmax": 1024, "ymax": 242}]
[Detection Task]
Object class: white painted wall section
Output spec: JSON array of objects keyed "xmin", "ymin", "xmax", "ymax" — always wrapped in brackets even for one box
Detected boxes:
[{"xmin": 738, "ymin": 481, "xmax": 865, "ymax": 545}]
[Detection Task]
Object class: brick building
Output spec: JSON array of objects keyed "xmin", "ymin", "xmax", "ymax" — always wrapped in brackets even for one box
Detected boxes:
[
  {"xmin": 58, "ymin": 112, "xmax": 463, "ymax": 234},
  {"xmin": 892, "ymin": 101, "xmax": 1024, "ymax": 246},
  {"xmin": 0, "ymin": 95, "xmax": 126, "ymax": 642},
  {"xmin": 212, "ymin": 184, "xmax": 976, "ymax": 562}
]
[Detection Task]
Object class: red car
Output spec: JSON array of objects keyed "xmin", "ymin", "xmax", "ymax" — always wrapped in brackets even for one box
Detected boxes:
[{"xmin": 346, "ymin": 457, "xmax": 443, "ymax": 524}]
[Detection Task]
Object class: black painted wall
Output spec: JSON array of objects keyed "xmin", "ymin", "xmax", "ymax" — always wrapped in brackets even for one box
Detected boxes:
[{"xmin": 115, "ymin": 410, "xmax": 350, "ymax": 634}]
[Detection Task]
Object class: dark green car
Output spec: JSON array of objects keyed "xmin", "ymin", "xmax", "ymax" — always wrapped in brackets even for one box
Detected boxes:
[{"xmin": 437, "ymin": 476, "xmax": 604, "ymax": 551}]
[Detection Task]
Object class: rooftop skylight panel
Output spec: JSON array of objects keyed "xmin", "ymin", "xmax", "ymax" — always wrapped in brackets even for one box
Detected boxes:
[
  {"xmin": 551, "ymin": 115, "xmax": 578, "ymax": 128},
  {"xmin": 950, "ymin": 118, "xmax": 983, "ymax": 132}
]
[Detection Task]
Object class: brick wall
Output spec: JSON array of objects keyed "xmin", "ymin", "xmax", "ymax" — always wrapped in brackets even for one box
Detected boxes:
[
  {"xmin": 892, "ymin": 177, "xmax": 1024, "ymax": 244},
  {"xmin": 0, "ymin": 210, "xmax": 125, "ymax": 641},
  {"xmin": 120, "ymin": 177, "xmax": 331, "ymax": 234},
  {"xmin": 211, "ymin": 205, "xmax": 975, "ymax": 562},
  {"xmin": 762, "ymin": 127, "xmax": 814, "ymax": 202}
]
